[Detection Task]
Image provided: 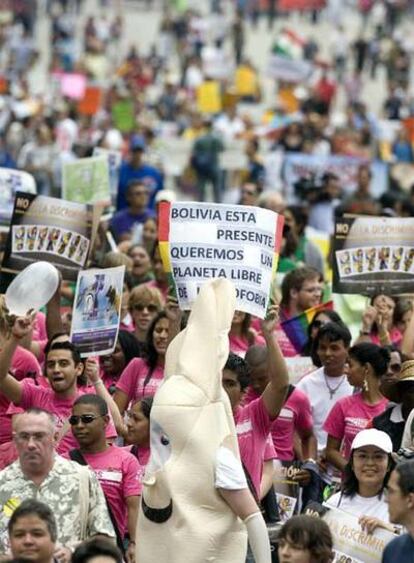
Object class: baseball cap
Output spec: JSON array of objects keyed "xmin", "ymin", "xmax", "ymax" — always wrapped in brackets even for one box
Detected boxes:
[
  {"xmin": 351, "ymin": 429, "xmax": 392, "ymax": 454},
  {"xmin": 130, "ymin": 134, "xmax": 146, "ymax": 152}
]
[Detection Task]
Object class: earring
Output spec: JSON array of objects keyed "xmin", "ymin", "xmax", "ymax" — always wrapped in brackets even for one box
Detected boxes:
[{"xmin": 363, "ymin": 379, "xmax": 369, "ymax": 392}]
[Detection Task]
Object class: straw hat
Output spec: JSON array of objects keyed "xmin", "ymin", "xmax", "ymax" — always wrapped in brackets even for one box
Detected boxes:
[{"xmin": 382, "ymin": 360, "xmax": 414, "ymax": 403}]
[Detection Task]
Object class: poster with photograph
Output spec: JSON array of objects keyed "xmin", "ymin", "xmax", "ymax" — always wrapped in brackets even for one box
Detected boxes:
[
  {"xmin": 333, "ymin": 216, "xmax": 414, "ymax": 295},
  {"xmin": 323, "ymin": 507, "xmax": 394, "ymax": 563},
  {"xmin": 275, "ymin": 493, "xmax": 297, "ymax": 522},
  {"xmin": 333, "ymin": 551, "xmax": 363, "ymax": 563},
  {"xmin": 158, "ymin": 201, "xmax": 284, "ymax": 319},
  {"xmin": 1, "ymin": 192, "xmax": 100, "ymax": 281},
  {"xmin": 62, "ymin": 156, "xmax": 110, "ymax": 204},
  {"xmin": 0, "ymin": 168, "xmax": 36, "ymax": 226},
  {"xmin": 70, "ymin": 266, "xmax": 125, "ymax": 357}
]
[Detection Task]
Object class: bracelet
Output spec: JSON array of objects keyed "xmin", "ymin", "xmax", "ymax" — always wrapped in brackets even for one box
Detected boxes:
[{"xmin": 92, "ymin": 380, "xmax": 103, "ymax": 387}]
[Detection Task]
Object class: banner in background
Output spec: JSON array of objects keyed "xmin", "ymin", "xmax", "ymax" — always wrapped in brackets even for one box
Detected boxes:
[
  {"xmin": 323, "ymin": 507, "xmax": 394, "ymax": 563},
  {"xmin": 333, "ymin": 215, "xmax": 414, "ymax": 295},
  {"xmin": 1, "ymin": 192, "xmax": 100, "ymax": 280},
  {"xmin": 111, "ymin": 99, "xmax": 135, "ymax": 132},
  {"xmin": 278, "ymin": 0, "xmax": 326, "ymax": 9},
  {"xmin": 62, "ymin": 156, "xmax": 110, "ymax": 204},
  {"xmin": 158, "ymin": 201, "xmax": 284, "ymax": 318},
  {"xmin": 0, "ymin": 168, "xmax": 36, "ymax": 226},
  {"xmin": 282, "ymin": 153, "xmax": 388, "ymax": 201},
  {"xmin": 70, "ymin": 266, "xmax": 125, "ymax": 357}
]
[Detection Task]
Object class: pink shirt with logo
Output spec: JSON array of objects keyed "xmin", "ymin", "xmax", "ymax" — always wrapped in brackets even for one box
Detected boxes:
[
  {"xmin": 250, "ymin": 317, "xmax": 297, "ymax": 357},
  {"xmin": 0, "ymin": 347, "xmax": 41, "ymax": 445},
  {"xmin": 323, "ymin": 392, "xmax": 389, "ymax": 459},
  {"xmin": 124, "ymin": 444, "xmax": 150, "ymax": 487},
  {"xmin": 7, "ymin": 380, "xmax": 117, "ymax": 454},
  {"xmin": 234, "ymin": 396, "xmax": 273, "ymax": 498},
  {"xmin": 68, "ymin": 445, "xmax": 142, "ymax": 536},
  {"xmin": 244, "ymin": 386, "xmax": 313, "ymax": 461},
  {"xmin": 116, "ymin": 358, "xmax": 164, "ymax": 404}
]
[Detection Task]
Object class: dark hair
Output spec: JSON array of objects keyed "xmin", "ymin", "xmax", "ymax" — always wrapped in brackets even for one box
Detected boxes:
[
  {"xmin": 302, "ymin": 309, "xmax": 344, "ymax": 356},
  {"xmin": 44, "ymin": 332, "xmax": 69, "ymax": 356},
  {"xmin": 8, "ymin": 499, "xmax": 57, "ymax": 542},
  {"xmin": 348, "ymin": 343, "xmax": 390, "ymax": 378},
  {"xmin": 281, "ymin": 267, "xmax": 323, "ymax": 308},
  {"xmin": 118, "ymin": 330, "xmax": 142, "ymax": 365},
  {"xmin": 71, "ymin": 538, "xmax": 123, "ymax": 563},
  {"xmin": 278, "ymin": 515, "xmax": 333, "ymax": 563},
  {"xmin": 395, "ymin": 460, "xmax": 414, "ymax": 495},
  {"xmin": 73, "ymin": 394, "xmax": 108, "ymax": 416},
  {"xmin": 311, "ymin": 322, "xmax": 352, "ymax": 367},
  {"xmin": 224, "ymin": 353, "xmax": 250, "ymax": 390},
  {"xmin": 142, "ymin": 311, "xmax": 168, "ymax": 390},
  {"xmin": 286, "ymin": 205, "xmax": 308, "ymax": 235},
  {"xmin": 342, "ymin": 452, "xmax": 395, "ymax": 498},
  {"xmin": 133, "ymin": 395, "xmax": 154, "ymax": 419},
  {"xmin": 393, "ymin": 298, "xmax": 413, "ymax": 326},
  {"xmin": 47, "ymin": 340, "xmax": 82, "ymax": 365},
  {"xmin": 369, "ymin": 294, "xmax": 397, "ymax": 334},
  {"xmin": 126, "ymin": 179, "xmax": 147, "ymax": 193}
]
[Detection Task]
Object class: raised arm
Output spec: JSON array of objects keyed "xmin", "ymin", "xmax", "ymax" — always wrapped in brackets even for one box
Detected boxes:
[
  {"xmin": 0, "ymin": 315, "xmax": 34, "ymax": 405},
  {"xmin": 261, "ymin": 306, "xmax": 289, "ymax": 419}
]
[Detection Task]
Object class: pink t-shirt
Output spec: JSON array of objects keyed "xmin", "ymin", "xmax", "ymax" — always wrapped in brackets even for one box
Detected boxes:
[
  {"xmin": 244, "ymin": 386, "xmax": 313, "ymax": 461},
  {"xmin": 370, "ymin": 327, "xmax": 402, "ymax": 347},
  {"xmin": 250, "ymin": 317, "xmax": 298, "ymax": 357},
  {"xmin": 32, "ymin": 312, "xmax": 47, "ymax": 342},
  {"xmin": 0, "ymin": 347, "xmax": 41, "ymax": 445},
  {"xmin": 67, "ymin": 445, "xmax": 142, "ymax": 536},
  {"xmin": 116, "ymin": 358, "xmax": 164, "ymax": 404},
  {"xmin": 7, "ymin": 380, "xmax": 117, "ymax": 454},
  {"xmin": 323, "ymin": 393, "xmax": 389, "ymax": 459},
  {"xmin": 124, "ymin": 444, "xmax": 150, "ymax": 486},
  {"xmin": 234, "ymin": 396, "xmax": 273, "ymax": 498},
  {"xmin": 229, "ymin": 333, "xmax": 265, "ymax": 358}
]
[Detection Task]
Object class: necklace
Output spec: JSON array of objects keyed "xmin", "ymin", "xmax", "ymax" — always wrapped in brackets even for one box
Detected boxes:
[{"xmin": 324, "ymin": 373, "xmax": 346, "ymax": 399}]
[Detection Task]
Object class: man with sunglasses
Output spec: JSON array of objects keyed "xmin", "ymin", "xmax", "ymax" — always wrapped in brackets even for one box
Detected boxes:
[
  {"xmin": 0, "ymin": 408, "xmax": 115, "ymax": 562},
  {"xmin": 68, "ymin": 394, "xmax": 141, "ymax": 563},
  {"xmin": 0, "ymin": 316, "xmax": 116, "ymax": 455}
]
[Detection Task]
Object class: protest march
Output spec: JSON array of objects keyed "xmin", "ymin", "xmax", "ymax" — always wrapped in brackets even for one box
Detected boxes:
[{"xmin": 3, "ymin": 1, "xmax": 414, "ymax": 563}]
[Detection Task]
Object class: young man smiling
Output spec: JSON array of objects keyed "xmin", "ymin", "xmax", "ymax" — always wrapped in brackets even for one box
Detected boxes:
[
  {"xmin": 68, "ymin": 394, "xmax": 141, "ymax": 563},
  {"xmin": 0, "ymin": 316, "xmax": 116, "ymax": 454}
]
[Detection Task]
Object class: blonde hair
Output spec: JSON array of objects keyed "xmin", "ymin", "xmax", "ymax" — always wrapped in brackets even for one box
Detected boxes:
[
  {"xmin": 101, "ymin": 251, "xmax": 133, "ymax": 271},
  {"xmin": 129, "ymin": 285, "xmax": 163, "ymax": 311}
]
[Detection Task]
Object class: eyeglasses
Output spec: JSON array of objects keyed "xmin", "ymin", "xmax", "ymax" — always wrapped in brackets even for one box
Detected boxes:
[
  {"xmin": 14, "ymin": 432, "xmax": 51, "ymax": 443},
  {"xmin": 132, "ymin": 304, "xmax": 158, "ymax": 313},
  {"xmin": 69, "ymin": 415, "xmax": 104, "ymax": 426},
  {"xmin": 389, "ymin": 363, "xmax": 402, "ymax": 374}
]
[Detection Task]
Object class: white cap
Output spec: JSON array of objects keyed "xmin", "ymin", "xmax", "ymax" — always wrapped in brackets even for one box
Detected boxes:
[{"xmin": 351, "ymin": 429, "xmax": 392, "ymax": 454}]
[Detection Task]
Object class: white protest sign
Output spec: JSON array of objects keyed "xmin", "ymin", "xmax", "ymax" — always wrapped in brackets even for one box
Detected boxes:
[
  {"xmin": 158, "ymin": 202, "xmax": 284, "ymax": 318},
  {"xmin": 323, "ymin": 507, "xmax": 395, "ymax": 563}
]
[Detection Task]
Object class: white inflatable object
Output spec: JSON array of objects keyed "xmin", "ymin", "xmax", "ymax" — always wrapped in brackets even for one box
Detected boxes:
[{"xmin": 5, "ymin": 261, "xmax": 60, "ymax": 315}]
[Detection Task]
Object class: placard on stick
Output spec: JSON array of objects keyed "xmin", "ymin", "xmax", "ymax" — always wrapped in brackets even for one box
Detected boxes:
[{"xmin": 158, "ymin": 202, "xmax": 284, "ymax": 318}]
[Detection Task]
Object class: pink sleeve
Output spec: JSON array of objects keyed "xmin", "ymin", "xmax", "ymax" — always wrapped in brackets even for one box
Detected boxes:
[
  {"xmin": 16, "ymin": 379, "xmax": 42, "ymax": 410},
  {"xmin": 323, "ymin": 400, "xmax": 346, "ymax": 440},
  {"xmin": 116, "ymin": 359, "xmax": 144, "ymax": 401},
  {"xmin": 293, "ymin": 390, "xmax": 313, "ymax": 436},
  {"xmin": 11, "ymin": 347, "xmax": 41, "ymax": 381},
  {"xmin": 33, "ymin": 312, "xmax": 47, "ymax": 341},
  {"xmin": 122, "ymin": 453, "xmax": 143, "ymax": 497},
  {"xmin": 250, "ymin": 397, "xmax": 272, "ymax": 440}
]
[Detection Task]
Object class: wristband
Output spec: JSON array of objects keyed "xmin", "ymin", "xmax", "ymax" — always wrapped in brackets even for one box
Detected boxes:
[{"xmin": 92, "ymin": 380, "xmax": 103, "ymax": 387}]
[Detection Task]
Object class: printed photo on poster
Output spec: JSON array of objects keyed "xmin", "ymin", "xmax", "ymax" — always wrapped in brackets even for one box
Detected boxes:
[
  {"xmin": 70, "ymin": 266, "xmax": 125, "ymax": 357},
  {"xmin": 333, "ymin": 216, "xmax": 414, "ymax": 295},
  {"xmin": 275, "ymin": 493, "xmax": 297, "ymax": 522},
  {"xmin": 0, "ymin": 169, "xmax": 36, "ymax": 226},
  {"xmin": 1, "ymin": 192, "xmax": 100, "ymax": 281}
]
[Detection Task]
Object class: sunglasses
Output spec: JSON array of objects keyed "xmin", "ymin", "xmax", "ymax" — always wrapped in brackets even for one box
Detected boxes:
[
  {"xmin": 132, "ymin": 304, "xmax": 158, "ymax": 313},
  {"xmin": 69, "ymin": 414, "xmax": 104, "ymax": 426},
  {"xmin": 389, "ymin": 363, "xmax": 402, "ymax": 374}
]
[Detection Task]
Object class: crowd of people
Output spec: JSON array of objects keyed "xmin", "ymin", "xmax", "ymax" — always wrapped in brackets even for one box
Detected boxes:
[{"xmin": 3, "ymin": 0, "xmax": 414, "ymax": 562}]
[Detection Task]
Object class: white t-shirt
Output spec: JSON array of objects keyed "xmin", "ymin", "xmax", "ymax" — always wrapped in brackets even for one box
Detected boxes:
[
  {"xmin": 296, "ymin": 367, "xmax": 353, "ymax": 451},
  {"xmin": 215, "ymin": 446, "xmax": 248, "ymax": 490},
  {"xmin": 325, "ymin": 491, "xmax": 390, "ymax": 523}
]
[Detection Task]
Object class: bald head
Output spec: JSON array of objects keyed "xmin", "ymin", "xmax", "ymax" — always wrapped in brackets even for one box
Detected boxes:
[{"xmin": 245, "ymin": 345, "xmax": 267, "ymax": 367}]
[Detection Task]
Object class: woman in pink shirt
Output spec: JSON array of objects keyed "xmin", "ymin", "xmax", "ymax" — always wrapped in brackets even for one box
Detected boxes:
[
  {"xmin": 125, "ymin": 395, "xmax": 153, "ymax": 471},
  {"xmin": 114, "ymin": 312, "xmax": 169, "ymax": 414},
  {"xmin": 324, "ymin": 342, "xmax": 390, "ymax": 472},
  {"xmin": 100, "ymin": 330, "xmax": 142, "ymax": 394},
  {"xmin": 229, "ymin": 310, "xmax": 265, "ymax": 358}
]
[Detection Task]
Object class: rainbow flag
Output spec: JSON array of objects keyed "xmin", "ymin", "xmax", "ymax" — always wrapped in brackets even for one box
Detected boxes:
[{"xmin": 281, "ymin": 301, "xmax": 334, "ymax": 354}]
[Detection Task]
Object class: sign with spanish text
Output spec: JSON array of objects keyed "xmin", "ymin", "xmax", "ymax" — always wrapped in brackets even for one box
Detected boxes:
[
  {"xmin": 158, "ymin": 202, "xmax": 284, "ymax": 318},
  {"xmin": 333, "ymin": 216, "xmax": 414, "ymax": 296},
  {"xmin": 70, "ymin": 266, "xmax": 125, "ymax": 357},
  {"xmin": 1, "ymin": 192, "xmax": 100, "ymax": 281},
  {"xmin": 323, "ymin": 507, "xmax": 394, "ymax": 563}
]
